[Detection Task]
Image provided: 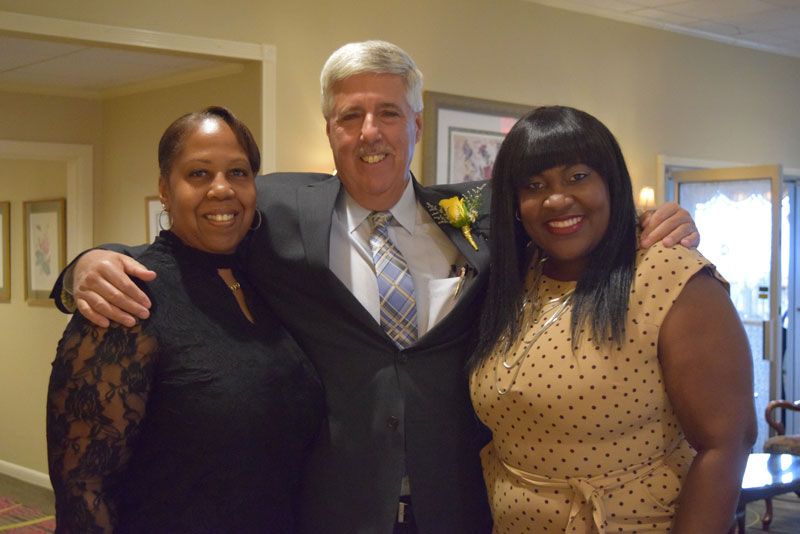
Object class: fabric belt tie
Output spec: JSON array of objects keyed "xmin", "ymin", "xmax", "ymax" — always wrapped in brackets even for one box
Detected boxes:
[{"xmin": 500, "ymin": 452, "xmax": 671, "ymax": 533}]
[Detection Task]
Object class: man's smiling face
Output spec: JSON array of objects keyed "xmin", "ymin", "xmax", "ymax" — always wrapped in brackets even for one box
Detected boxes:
[{"xmin": 325, "ymin": 72, "xmax": 422, "ymax": 211}]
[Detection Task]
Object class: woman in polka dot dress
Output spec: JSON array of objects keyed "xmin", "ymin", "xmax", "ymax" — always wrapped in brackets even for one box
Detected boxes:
[{"xmin": 470, "ymin": 106, "xmax": 756, "ymax": 533}]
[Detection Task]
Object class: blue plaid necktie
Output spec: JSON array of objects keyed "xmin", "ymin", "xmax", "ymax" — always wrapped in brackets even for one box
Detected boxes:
[{"xmin": 368, "ymin": 211, "xmax": 418, "ymax": 348}]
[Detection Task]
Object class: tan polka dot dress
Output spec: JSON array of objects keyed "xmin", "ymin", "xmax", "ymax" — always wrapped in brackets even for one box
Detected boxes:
[{"xmin": 470, "ymin": 243, "xmax": 725, "ymax": 533}]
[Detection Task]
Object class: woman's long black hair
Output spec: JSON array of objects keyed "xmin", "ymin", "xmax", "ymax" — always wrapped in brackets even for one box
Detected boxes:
[{"xmin": 471, "ymin": 106, "xmax": 638, "ymax": 369}]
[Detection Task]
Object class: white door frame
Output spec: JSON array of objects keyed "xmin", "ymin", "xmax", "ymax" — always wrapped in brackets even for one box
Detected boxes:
[
  {"xmin": 0, "ymin": 140, "xmax": 92, "ymax": 261},
  {"xmin": 656, "ymin": 155, "xmax": 800, "ymax": 202}
]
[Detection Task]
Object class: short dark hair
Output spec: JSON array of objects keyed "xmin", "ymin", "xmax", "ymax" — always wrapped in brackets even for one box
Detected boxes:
[
  {"xmin": 471, "ymin": 106, "xmax": 638, "ymax": 368},
  {"xmin": 157, "ymin": 106, "xmax": 261, "ymax": 178}
]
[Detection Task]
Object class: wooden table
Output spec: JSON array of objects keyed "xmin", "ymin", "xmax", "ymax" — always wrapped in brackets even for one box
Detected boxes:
[{"xmin": 732, "ymin": 453, "xmax": 800, "ymax": 533}]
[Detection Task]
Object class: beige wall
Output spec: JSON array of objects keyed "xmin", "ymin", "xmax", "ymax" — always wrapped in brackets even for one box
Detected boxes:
[
  {"xmin": 98, "ymin": 63, "xmax": 261, "ymax": 244},
  {"xmin": 0, "ymin": 91, "xmax": 104, "ymax": 205},
  {"xmin": 2, "ymin": 0, "xmax": 796, "ymax": 183},
  {"xmin": 0, "ymin": 91, "xmax": 102, "ymax": 146},
  {"xmin": 0, "ymin": 160, "xmax": 70, "ymax": 473},
  {"xmin": 0, "ymin": 0, "xmax": 799, "ymax": 477}
]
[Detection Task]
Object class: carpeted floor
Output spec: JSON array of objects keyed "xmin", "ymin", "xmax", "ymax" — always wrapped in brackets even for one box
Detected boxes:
[
  {"xmin": 0, "ymin": 496, "xmax": 54, "ymax": 533},
  {"xmin": 0, "ymin": 474, "xmax": 54, "ymax": 533},
  {"xmin": 744, "ymin": 493, "xmax": 800, "ymax": 534},
  {"xmin": 0, "ymin": 478, "xmax": 52, "ymax": 517},
  {"xmin": 0, "ymin": 471, "xmax": 798, "ymax": 532}
]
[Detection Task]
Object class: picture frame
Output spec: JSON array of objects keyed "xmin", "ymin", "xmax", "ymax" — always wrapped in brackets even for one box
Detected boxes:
[
  {"xmin": 23, "ymin": 198, "xmax": 66, "ymax": 305},
  {"xmin": 422, "ymin": 91, "xmax": 531, "ymax": 185},
  {"xmin": 0, "ymin": 202, "xmax": 10, "ymax": 303},
  {"xmin": 146, "ymin": 195, "xmax": 168, "ymax": 243}
]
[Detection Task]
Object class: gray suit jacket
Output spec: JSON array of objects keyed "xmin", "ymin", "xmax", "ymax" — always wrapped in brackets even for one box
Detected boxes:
[{"xmin": 246, "ymin": 172, "xmax": 493, "ymax": 533}]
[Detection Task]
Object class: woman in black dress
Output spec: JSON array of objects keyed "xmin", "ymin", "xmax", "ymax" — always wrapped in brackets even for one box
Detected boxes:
[{"xmin": 47, "ymin": 106, "xmax": 324, "ymax": 533}]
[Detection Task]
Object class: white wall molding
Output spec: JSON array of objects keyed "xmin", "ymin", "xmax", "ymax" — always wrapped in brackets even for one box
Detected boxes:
[
  {"xmin": 261, "ymin": 44, "xmax": 277, "ymax": 173},
  {"xmin": 0, "ymin": 459, "xmax": 52, "ymax": 490},
  {"xmin": 0, "ymin": 11, "xmax": 262, "ymax": 60},
  {"xmin": 0, "ymin": 140, "xmax": 93, "ymax": 260}
]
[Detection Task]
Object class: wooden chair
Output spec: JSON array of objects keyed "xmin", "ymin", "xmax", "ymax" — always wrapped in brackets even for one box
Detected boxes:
[{"xmin": 762, "ymin": 400, "xmax": 800, "ymax": 529}]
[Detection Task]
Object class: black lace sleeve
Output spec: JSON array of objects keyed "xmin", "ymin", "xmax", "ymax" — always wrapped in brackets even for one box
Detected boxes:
[{"xmin": 47, "ymin": 315, "xmax": 157, "ymax": 533}]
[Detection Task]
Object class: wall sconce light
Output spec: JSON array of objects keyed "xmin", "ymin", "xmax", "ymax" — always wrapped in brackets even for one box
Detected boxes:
[{"xmin": 638, "ymin": 186, "xmax": 655, "ymax": 211}]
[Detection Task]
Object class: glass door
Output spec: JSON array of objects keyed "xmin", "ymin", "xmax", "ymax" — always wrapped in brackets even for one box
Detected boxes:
[
  {"xmin": 786, "ymin": 180, "xmax": 798, "ymax": 434},
  {"xmin": 673, "ymin": 165, "xmax": 783, "ymax": 451}
]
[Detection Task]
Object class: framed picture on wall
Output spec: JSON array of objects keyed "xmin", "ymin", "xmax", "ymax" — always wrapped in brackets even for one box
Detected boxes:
[
  {"xmin": 422, "ymin": 91, "xmax": 531, "ymax": 185},
  {"xmin": 146, "ymin": 195, "xmax": 169, "ymax": 243},
  {"xmin": 0, "ymin": 201, "xmax": 10, "ymax": 303},
  {"xmin": 23, "ymin": 198, "xmax": 66, "ymax": 305}
]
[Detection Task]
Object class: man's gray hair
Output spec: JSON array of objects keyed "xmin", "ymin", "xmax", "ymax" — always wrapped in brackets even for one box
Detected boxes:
[{"xmin": 320, "ymin": 40, "xmax": 424, "ymax": 119}]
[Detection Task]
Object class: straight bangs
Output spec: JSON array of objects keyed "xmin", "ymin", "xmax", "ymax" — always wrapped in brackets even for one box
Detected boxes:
[{"xmin": 508, "ymin": 115, "xmax": 612, "ymax": 191}]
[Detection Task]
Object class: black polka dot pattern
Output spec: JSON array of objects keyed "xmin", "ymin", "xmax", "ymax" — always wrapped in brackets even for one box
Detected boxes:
[{"xmin": 470, "ymin": 243, "xmax": 723, "ymax": 532}]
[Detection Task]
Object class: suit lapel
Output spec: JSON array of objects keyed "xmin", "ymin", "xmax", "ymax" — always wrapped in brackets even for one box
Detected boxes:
[
  {"xmin": 297, "ymin": 175, "xmax": 340, "ymax": 271},
  {"xmin": 415, "ymin": 181, "xmax": 490, "ymax": 276},
  {"xmin": 296, "ymin": 175, "xmax": 389, "ymax": 342},
  {"xmin": 413, "ymin": 180, "xmax": 491, "ymax": 348},
  {"xmin": 296, "ymin": 175, "xmax": 491, "ymax": 349}
]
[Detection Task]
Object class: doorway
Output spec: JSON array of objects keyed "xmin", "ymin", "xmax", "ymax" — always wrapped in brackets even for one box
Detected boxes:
[{"xmin": 661, "ymin": 157, "xmax": 800, "ymax": 449}]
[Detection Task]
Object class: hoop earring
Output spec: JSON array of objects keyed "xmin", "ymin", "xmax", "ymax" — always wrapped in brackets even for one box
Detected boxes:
[
  {"xmin": 249, "ymin": 210, "xmax": 263, "ymax": 231},
  {"xmin": 158, "ymin": 208, "xmax": 172, "ymax": 231},
  {"xmin": 515, "ymin": 210, "xmax": 521, "ymax": 222}
]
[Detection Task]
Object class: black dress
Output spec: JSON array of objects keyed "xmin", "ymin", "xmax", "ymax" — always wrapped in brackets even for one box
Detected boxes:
[{"xmin": 47, "ymin": 231, "xmax": 324, "ymax": 533}]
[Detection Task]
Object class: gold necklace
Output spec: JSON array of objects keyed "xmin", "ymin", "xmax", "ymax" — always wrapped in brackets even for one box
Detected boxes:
[{"xmin": 494, "ymin": 260, "xmax": 574, "ymax": 395}]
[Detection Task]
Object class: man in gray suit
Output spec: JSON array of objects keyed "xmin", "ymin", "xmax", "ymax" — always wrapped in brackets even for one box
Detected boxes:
[{"xmin": 55, "ymin": 41, "xmax": 697, "ymax": 533}]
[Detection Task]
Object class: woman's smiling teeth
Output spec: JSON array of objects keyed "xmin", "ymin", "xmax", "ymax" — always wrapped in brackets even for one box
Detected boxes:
[
  {"xmin": 206, "ymin": 213, "xmax": 235, "ymax": 222},
  {"xmin": 361, "ymin": 153, "xmax": 386, "ymax": 164},
  {"xmin": 548, "ymin": 216, "xmax": 582, "ymax": 229}
]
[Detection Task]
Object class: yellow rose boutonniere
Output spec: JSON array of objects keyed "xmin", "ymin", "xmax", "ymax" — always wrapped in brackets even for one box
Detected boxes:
[{"xmin": 428, "ymin": 184, "xmax": 486, "ymax": 250}]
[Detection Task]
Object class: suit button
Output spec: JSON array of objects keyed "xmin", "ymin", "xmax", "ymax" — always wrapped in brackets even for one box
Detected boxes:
[
  {"xmin": 398, "ymin": 354, "xmax": 408, "ymax": 364},
  {"xmin": 386, "ymin": 416, "xmax": 400, "ymax": 430}
]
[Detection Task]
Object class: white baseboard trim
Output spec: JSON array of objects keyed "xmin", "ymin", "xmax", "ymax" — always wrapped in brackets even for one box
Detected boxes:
[{"xmin": 0, "ymin": 459, "xmax": 52, "ymax": 490}]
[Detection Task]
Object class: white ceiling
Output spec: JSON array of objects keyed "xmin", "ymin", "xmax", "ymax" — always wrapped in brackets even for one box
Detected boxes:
[
  {"xmin": 3, "ymin": 3, "xmax": 797, "ymax": 99},
  {"xmin": 0, "ymin": 33, "xmax": 238, "ymax": 98},
  {"xmin": 527, "ymin": 0, "xmax": 800, "ymax": 58}
]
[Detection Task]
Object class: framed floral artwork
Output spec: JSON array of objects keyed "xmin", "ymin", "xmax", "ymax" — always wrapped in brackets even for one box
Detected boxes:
[
  {"xmin": 0, "ymin": 201, "xmax": 9, "ymax": 302},
  {"xmin": 23, "ymin": 198, "xmax": 66, "ymax": 305},
  {"xmin": 422, "ymin": 91, "xmax": 531, "ymax": 185}
]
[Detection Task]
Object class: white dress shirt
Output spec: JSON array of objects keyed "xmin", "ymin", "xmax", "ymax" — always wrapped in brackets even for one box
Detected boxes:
[{"xmin": 328, "ymin": 177, "xmax": 465, "ymax": 337}]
